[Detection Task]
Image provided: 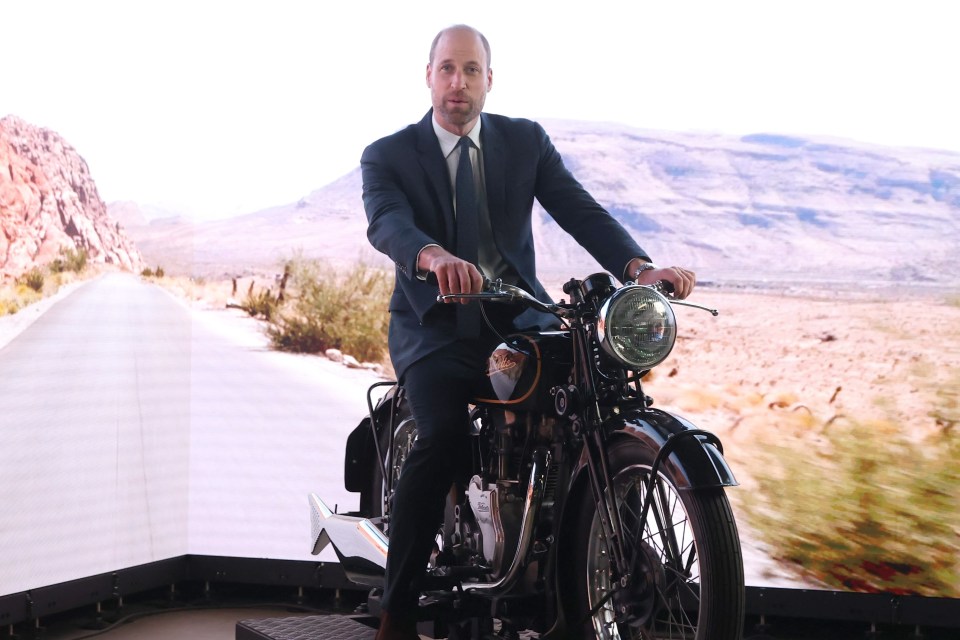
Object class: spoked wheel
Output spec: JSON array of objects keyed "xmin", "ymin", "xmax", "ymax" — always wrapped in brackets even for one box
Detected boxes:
[
  {"xmin": 370, "ymin": 413, "xmax": 418, "ymax": 532},
  {"xmin": 564, "ymin": 438, "xmax": 744, "ymax": 639}
]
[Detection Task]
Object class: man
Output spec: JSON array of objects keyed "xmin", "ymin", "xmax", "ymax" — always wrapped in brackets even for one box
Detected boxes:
[{"xmin": 361, "ymin": 24, "xmax": 695, "ymax": 640}]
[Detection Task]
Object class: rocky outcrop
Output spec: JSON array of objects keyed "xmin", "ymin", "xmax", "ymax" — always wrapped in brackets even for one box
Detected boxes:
[{"xmin": 0, "ymin": 115, "xmax": 143, "ymax": 280}]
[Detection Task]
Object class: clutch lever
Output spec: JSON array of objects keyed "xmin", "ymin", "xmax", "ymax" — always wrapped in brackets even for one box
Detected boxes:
[{"xmin": 436, "ymin": 277, "xmax": 574, "ymax": 318}]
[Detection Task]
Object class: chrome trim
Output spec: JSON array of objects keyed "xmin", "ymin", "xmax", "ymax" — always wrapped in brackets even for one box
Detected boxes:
[
  {"xmin": 464, "ymin": 448, "xmax": 550, "ymax": 594},
  {"xmin": 309, "ymin": 493, "xmax": 388, "ymax": 587}
]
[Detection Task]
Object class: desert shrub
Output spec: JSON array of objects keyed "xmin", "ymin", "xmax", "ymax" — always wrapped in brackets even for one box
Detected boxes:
[
  {"xmin": 739, "ymin": 417, "xmax": 960, "ymax": 596},
  {"xmin": 18, "ymin": 267, "xmax": 45, "ymax": 292},
  {"xmin": 931, "ymin": 376, "xmax": 959, "ymax": 430},
  {"xmin": 244, "ymin": 286, "xmax": 279, "ymax": 321},
  {"xmin": 141, "ymin": 265, "xmax": 166, "ymax": 278},
  {"xmin": 49, "ymin": 247, "xmax": 88, "ymax": 274},
  {"xmin": 65, "ymin": 247, "xmax": 88, "ymax": 272},
  {"xmin": 0, "ymin": 296, "xmax": 22, "ymax": 316},
  {"xmin": 1, "ymin": 282, "xmax": 43, "ymax": 313},
  {"xmin": 266, "ymin": 259, "xmax": 390, "ymax": 362}
]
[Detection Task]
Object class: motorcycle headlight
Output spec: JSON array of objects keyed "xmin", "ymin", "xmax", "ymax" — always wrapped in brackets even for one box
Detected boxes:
[{"xmin": 597, "ymin": 285, "xmax": 677, "ymax": 369}]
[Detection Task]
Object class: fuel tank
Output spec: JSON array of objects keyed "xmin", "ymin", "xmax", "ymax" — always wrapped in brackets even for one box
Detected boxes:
[{"xmin": 473, "ymin": 331, "xmax": 573, "ymax": 412}]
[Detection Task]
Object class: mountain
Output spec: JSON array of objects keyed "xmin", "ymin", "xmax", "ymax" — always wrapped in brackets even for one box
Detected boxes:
[
  {"xmin": 117, "ymin": 120, "xmax": 960, "ymax": 289},
  {"xmin": 0, "ymin": 115, "xmax": 143, "ymax": 280}
]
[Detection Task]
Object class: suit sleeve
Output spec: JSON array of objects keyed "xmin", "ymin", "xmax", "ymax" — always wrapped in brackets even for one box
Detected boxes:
[
  {"xmin": 361, "ymin": 141, "xmax": 439, "ymax": 281},
  {"xmin": 530, "ymin": 123, "xmax": 651, "ymax": 280}
]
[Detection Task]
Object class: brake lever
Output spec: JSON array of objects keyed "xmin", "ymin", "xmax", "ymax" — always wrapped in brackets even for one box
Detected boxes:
[{"xmin": 654, "ymin": 281, "xmax": 718, "ymax": 316}]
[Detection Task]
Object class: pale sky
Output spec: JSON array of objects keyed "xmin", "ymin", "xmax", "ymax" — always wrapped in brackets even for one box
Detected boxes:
[{"xmin": 3, "ymin": 0, "xmax": 957, "ymax": 219}]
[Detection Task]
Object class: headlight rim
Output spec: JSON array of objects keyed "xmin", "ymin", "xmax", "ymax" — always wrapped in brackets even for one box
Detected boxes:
[{"xmin": 596, "ymin": 284, "xmax": 677, "ymax": 370}]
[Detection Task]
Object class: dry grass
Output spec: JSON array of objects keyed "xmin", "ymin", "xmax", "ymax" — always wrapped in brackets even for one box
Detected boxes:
[
  {"xmin": 642, "ymin": 288, "xmax": 960, "ymax": 595},
  {"xmin": 1, "ymin": 253, "xmax": 92, "ymax": 317},
  {"xmin": 265, "ymin": 258, "xmax": 391, "ymax": 363}
]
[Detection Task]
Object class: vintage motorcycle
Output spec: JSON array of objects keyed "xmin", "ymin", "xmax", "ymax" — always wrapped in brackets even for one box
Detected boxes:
[{"xmin": 310, "ymin": 273, "xmax": 744, "ymax": 639}]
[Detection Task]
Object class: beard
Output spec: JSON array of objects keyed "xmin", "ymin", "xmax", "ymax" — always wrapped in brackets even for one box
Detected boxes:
[{"xmin": 435, "ymin": 92, "xmax": 486, "ymax": 129}]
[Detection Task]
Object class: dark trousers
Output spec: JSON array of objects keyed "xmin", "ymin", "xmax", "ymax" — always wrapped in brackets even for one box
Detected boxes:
[{"xmin": 380, "ymin": 336, "xmax": 495, "ymax": 615}]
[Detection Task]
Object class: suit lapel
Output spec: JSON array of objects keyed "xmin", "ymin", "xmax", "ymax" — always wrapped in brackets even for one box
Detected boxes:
[
  {"xmin": 480, "ymin": 113, "xmax": 506, "ymax": 230},
  {"xmin": 416, "ymin": 111, "xmax": 455, "ymax": 246}
]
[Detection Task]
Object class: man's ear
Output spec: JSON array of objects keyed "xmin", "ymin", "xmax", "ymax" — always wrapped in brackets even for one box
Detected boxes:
[
  {"xmin": 426, "ymin": 64, "xmax": 433, "ymax": 88},
  {"xmin": 487, "ymin": 67, "xmax": 493, "ymax": 91}
]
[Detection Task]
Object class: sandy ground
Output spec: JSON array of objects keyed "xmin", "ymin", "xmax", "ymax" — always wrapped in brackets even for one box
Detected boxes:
[
  {"xmin": 639, "ymin": 285, "xmax": 960, "ymax": 589},
  {"xmin": 644, "ymin": 286, "xmax": 960, "ymax": 440}
]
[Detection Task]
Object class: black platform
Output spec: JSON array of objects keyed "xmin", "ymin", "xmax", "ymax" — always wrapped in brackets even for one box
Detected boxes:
[{"xmin": 236, "ymin": 614, "xmax": 378, "ymax": 640}]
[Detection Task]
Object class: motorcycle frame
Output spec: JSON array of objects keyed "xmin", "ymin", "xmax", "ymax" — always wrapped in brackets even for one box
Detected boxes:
[
  {"xmin": 340, "ymin": 281, "xmax": 738, "ymax": 624},
  {"xmin": 559, "ymin": 289, "xmax": 736, "ymax": 606}
]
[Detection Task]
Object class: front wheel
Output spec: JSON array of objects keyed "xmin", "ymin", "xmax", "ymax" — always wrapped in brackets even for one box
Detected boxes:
[{"xmin": 562, "ymin": 438, "xmax": 744, "ymax": 639}]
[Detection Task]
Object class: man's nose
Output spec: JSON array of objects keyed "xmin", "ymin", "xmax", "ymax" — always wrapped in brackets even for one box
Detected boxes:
[{"xmin": 450, "ymin": 71, "xmax": 466, "ymax": 88}]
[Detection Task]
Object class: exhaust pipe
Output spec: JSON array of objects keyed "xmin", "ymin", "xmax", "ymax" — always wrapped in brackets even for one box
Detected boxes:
[
  {"xmin": 309, "ymin": 448, "xmax": 549, "ymax": 592},
  {"xmin": 309, "ymin": 494, "xmax": 387, "ymax": 587}
]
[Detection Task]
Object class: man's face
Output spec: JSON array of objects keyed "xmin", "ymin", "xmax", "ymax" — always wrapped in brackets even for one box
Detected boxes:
[{"xmin": 426, "ymin": 28, "xmax": 493, "ymax": 135}]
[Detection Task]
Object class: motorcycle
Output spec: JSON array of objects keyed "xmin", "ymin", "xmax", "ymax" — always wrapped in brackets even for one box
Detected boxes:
[{"xmin": 310, "ymin": 273, "xmax": 744, "ymax": 639}]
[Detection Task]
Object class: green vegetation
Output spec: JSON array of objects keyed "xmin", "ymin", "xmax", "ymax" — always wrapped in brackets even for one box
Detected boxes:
[
  {"xmin": 264, "ymin": 258, "xmax": 391, "ymax": 363},
  {"xmin": 244, "ymin": 285, "xmax": 280, "ymax": 321},
  {"xmin": 0, "ymin": 284, "xmax": 42, "ymax": 315},
  {"xmin": 19, "ymin": 267, "xmax": 45, "ymax": 292},
  {"xmin": 2, "ymin": 247, "xmax": 95, "ymax": 317},
  {"xmin": 141, "ymin": 265, "xmax": 166, "ymax": 278},
  {"xmin": 49, "ymin": 246, "xmax": 88, "ymax": 274},
  {"xmin": 740, "ymin": 414, "xmax": 960, "ymax": 597}
]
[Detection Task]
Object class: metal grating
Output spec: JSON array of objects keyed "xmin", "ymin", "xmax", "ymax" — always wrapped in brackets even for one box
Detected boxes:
[{"xmin": 236, "ymin": 614, "xmax": 378, "ymax": 640}]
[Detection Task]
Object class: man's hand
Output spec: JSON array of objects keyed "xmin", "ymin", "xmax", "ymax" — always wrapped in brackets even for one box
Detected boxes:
[
  {"xmin": 419, "ymin": 246, "xmax": 484, "ymax": 302},
  {"xmin": 627, "ymin": 258, "xmax": 696, "ymax": 299}
]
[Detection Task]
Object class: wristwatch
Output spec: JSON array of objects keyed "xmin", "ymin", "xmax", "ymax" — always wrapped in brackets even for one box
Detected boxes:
[{"xmin": 632, "ymin": 262, "xmax": 658, "ymax": 280}]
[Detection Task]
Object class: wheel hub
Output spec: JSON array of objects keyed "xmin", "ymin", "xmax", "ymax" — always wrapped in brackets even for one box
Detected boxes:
[{"xmin": 612, "ymin": 539, "xmax": 666, "ymax": 628}]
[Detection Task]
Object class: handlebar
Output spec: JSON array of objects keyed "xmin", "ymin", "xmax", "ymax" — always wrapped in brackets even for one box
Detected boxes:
[
  {"xmin": 437, "ymin": 276, "xmax": 719, "ymax": 317},
  {"xmin": 437, "ymin": 278, "xmax": 575, "ymax": 318},
  {"xmin": 437, "ymin": 276, "xmax": 720, "ymax": 314}
]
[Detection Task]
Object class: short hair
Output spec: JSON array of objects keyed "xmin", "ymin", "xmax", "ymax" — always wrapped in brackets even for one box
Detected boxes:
[{"xmin": 429, "ymin": 24, "xmax": 492, "ymax": 70}]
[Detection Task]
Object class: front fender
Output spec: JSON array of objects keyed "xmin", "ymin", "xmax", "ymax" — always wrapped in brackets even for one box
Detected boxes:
[
  {"xmin": 608, "ymin": 407, "xmax": 738, "ymax": 489},
  {"xmin": 548, "ymin": 408, "xmax": 737, "ymax": 637}
]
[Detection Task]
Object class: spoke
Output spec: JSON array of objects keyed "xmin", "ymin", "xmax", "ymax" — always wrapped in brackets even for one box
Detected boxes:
[{"xmin": 587, "ymin": 465, "xmax": 704, "ymax": 640}]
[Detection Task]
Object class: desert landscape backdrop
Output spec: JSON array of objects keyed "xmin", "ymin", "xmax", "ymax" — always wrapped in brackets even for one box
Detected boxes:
[{"xmin": 1, "ymin": 113, "xmax": 958, "ymax": 596}]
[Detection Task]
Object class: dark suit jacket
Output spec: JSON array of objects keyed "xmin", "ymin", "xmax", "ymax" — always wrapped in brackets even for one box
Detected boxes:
[{"xmin": 361, "ymin": 110, "xmax": 650, "ymax": 378}]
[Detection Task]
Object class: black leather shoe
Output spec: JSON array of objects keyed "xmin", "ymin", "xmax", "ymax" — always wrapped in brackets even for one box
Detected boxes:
[{"xmin": 374, "ymin": 610, "xmax": 419, "ymax": 640}]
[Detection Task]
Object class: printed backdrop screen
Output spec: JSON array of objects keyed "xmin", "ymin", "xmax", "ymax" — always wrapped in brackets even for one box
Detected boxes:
[{"xmin": 1, "ymin": 271, "xmax": 957, "ymax": 600}]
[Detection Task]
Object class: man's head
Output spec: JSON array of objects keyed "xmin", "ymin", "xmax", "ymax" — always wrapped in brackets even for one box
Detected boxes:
[{"xmin": 426, "ymin": 24, "xmax": 493, "ymax": 136}]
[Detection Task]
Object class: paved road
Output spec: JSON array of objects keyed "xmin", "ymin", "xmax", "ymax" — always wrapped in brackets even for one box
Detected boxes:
[{"xmin": 0, "ymin": 273, "xmax": 378, "ymax": 595}]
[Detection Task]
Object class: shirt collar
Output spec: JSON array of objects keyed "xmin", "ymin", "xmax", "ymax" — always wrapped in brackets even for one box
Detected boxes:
[{"xmin": 432, "ymin": 114, "xmax": 483, "ymax": 158}]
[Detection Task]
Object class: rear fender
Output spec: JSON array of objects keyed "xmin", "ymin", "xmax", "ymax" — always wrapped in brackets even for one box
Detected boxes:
[{"xmin": 343, "ymin": 383, "xmax": 402, "ymax": 497}]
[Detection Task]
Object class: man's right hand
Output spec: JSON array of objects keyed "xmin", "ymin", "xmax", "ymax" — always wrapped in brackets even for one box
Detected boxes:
[{"xmin": 418, "ymin": 246, "xmax": 484, "ymax": 303}]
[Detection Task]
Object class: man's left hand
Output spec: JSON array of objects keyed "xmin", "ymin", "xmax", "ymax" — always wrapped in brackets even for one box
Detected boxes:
[{"xmin": 627, "ymin": 259, "xmax": 696, "ymax": 299}]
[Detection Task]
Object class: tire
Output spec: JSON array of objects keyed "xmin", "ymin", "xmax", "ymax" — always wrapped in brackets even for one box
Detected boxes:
[
  {"xmin": 369, "ymin": 409, "xmax": 418, "ymax": 532},
  {"xmin": 563, "ymin": 437, "xmax": 744, "ymax": 639}
]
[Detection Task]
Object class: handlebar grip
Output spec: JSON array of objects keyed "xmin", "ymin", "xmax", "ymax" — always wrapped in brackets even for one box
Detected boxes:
[{"xmin": 656, "ymin": 279, "xmax": 676, "ymax": 296}]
